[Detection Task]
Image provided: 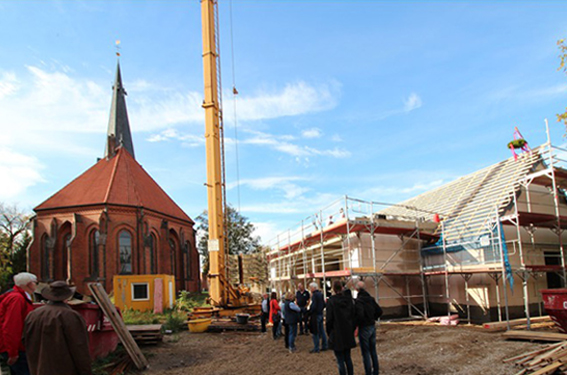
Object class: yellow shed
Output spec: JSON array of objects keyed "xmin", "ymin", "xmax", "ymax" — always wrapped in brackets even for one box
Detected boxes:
[{"xmin": 113, "ymin": 274, "xmax": 176, "ymax": 312}]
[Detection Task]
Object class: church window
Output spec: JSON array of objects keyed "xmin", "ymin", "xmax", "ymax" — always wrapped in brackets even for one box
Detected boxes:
[
  {"xmin": 119, "ymin": 230, "xmax": 132, "ymax": 274},
  {"xmin": 149, "ymin": 234, "xmax": 157, "ymax": 274},
  {"xmin": 89, "ymin": 229, "xmax": 100, "ymax": 277}
]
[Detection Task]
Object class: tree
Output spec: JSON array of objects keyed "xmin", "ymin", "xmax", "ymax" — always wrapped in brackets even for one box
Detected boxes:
[
  {"xmin": 196, "ymin": 205, "xmax": 261, "ymax": 275},
  {"xmin": 557, "ymin": 39, "xmax": 567, "ymax": 128},
  {"xmin": 0, "ymin": 203, "xmax": 31, "ymax": 291}
]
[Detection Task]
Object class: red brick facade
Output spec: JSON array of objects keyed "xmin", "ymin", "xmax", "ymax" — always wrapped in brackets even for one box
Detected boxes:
[{"xmin": 29, "ymin": 206, "xmax": 200, "ymax": 295}]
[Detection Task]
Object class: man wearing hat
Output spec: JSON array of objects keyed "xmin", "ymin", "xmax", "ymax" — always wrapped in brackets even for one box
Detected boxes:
[{"xmin": 24, "ymin": 281, "xmax": 92, "ymax": 375}]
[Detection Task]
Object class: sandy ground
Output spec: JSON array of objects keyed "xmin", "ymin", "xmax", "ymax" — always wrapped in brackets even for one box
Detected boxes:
[{"xmin": 141, "ymin": 322, "xmax": 542, "ymax": 375}]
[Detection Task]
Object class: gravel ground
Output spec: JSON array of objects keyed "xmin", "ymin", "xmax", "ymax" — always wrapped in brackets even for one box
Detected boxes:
[{"xmin": 142, "ymin": 322, "xmax": 541, "ymax": 375}]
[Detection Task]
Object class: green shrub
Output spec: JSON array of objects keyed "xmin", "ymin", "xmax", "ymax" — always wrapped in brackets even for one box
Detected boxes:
[
  {"xmin": 121, "ymin": 309, "xmax": 160, "ymax": 325},
  {"xmin": 162, "ymin": 310, "xmax": 186, "ymax": 333},
  {"xmin": 175, "ymin": 291, "xmax": 210, "ymax": 312}
]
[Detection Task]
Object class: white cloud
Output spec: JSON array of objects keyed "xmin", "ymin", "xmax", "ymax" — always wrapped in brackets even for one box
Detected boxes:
[
  {"xmin": 301, "ymin": 128, "xmax": 323, "ymax": 139},
  {"xmin": 227, "ymin": 176, "xmax": 310, "ymax": 199},
  {"xmin": 146, "ymin": 128, "xmax": 204, "ymax": 147},
  {"xmin": 331, "ymin": 134, "xmax": 343, "ymax": 142},
  {"xmin": 0, "ymin": 72, "xmax": 18, "ymax": 100},
  {"xmin": 404, "ymin": 92, "xmax": 423, "ymax": 112},
  {"xmin": 0, "ymin": 148, "xmax": 44, "ymax": 200},
  {"xmin": 252, "ymin": 221, "xmax": 286, "ymax": 243},
  {"xmin": 242, "ymin": 130, "xmax": 350, "ymax": 160},
  {"xmin": 224, "ymin": 81, "xmax": 341, "ymax": 123}
]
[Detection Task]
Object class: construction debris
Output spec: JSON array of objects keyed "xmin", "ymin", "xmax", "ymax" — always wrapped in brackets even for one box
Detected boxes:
[
  {"xmin": 483, "ymin": 316, "xmax": 552, "ymax": 332},
  {"xmin": 503, "ymin": 330, "xmax": 567, "ymax": 342},
  {"xmin": 127, "ymin": 324, "xmax": 163, "ymax": 345},
  {"xmin": 227, "ymin": 253, "xmax": 268, "ymax": 294},
  {"xmin": 88, "ymin": 283, "xmax": 149, "ymax": 370},
  {"xmin": 503, "ymin": 341, "xmax": 567, "ymax": 374}
]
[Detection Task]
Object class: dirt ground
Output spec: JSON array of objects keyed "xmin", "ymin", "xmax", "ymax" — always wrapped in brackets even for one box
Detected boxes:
[{"xmin": 141, "ymin": 322, "xmax": 542, "ymax": 375}]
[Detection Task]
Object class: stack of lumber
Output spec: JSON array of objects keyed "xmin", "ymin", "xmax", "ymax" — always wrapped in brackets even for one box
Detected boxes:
[
  {"xmin": 483, "ymin": 316, "xmax": 552, "ymax": 332},
  {"xmin": 127, "ymin": 324, "xmax": 163, "ymax": 345},
  {"xmin": 504, "ymin": 341, "xmax": 567, "ymax": 374},
  {"xmin": 208, "ymin": 318, "xmax": 260, "ymax": 332},
  {"xmin": 503, "ymin": 330, "xmax": 567, "ymax": 343},
  {"xmin": 227, "ymin": 253, "xmax": 269, "ymax": 292}
]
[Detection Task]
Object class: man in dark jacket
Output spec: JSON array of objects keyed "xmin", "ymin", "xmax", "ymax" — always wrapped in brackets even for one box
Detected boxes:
[
  {"xmin": 0, "ymin": 272, "xmax": 37, "ymax": 375},
  {"xmin": 260, "ymin": 293, "xmax": 270, "ymax": 333},
  {"xmin": 308, "ymin": 282, "xmax": 328, "ymax": 353},
  {"xmin": 295, "ymin": 283, "xmax": 310, "ymax": 335},
  {"xmin": 24, "ymin": 281, "xmax": 92, "ymax": 375},
  {"xmin": 355, "ymin": 281, "xmax": 382, "ymax": 375},
  {"xmin": 326, "ymin": 281, "xmax": 356, "ymax": 375}
]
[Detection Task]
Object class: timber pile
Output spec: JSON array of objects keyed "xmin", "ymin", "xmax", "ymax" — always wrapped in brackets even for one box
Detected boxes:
[
  {"xmin": 484, "ymin": 316, "xmax": 552, "ymax": 332},
  {"xmin": 208, "ymin": 318, "xmax": 260, "ymax": 332},
  {"xmin": 227, "ymin": 253, "xmax": 269, "ymax": 291},
  {"xmin": 127, "ymin": 324, "xmax": 163, "ymax": 345},
  {"xmin": 504, "ymin": 331, "xmax": 567, "ymax": 342},
  {"xmin": 503, "ymin": 341, "xmax": 567, "ymax": 374}
]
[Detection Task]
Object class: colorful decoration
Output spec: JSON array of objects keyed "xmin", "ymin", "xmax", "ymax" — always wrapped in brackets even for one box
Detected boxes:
[{"xmin": 508, "ymin": 127, "xmax": 532, "ymax": 161}]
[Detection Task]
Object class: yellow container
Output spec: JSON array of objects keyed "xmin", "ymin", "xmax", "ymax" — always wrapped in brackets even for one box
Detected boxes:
[
  {"xmin": 113, "ymin": 274, "xmax": 176, "ymax": 312},
  {"xmin": 188, "ymin": 318, "xmax": 212, "ymax": 333}
]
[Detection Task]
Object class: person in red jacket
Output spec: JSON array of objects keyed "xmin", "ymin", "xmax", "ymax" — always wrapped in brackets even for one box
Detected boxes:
[
  {"xmin": 0, "ymin": 272, "xmax": 37, "ymax": 375},
  {"xmin": 268, "ymin": 292, "xmax": 281, "ymax": 339}
]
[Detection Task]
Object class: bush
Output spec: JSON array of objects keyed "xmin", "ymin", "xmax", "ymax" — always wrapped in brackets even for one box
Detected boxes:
[
  {"xmin": 121, "ymin": 309, "xmax": 160, "ymax": 325},
  {"xmin": 175, "ymin": 291, "xmax": 210, "ymax": 312},
  {"xmin": 162, "ymin": 310, "xmax": 186, "ymax": 333}
]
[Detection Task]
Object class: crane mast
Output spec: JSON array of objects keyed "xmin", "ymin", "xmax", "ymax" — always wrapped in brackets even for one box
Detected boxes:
[{"xmin": 201, "ymin": 0, "xmax": 227, "ymax": 307}]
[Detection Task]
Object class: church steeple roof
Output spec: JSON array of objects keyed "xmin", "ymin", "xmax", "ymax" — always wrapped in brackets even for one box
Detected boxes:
[{"xmin": 104, "ymin": 62, "xmax": 135, "ymax": 159}]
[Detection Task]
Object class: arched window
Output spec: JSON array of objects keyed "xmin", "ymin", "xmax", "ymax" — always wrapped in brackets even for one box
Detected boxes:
[
  {"xmin": 61, "ymin": 233, "xmax": 71, "ymax": 280},
  {"xmin": 41, "ymin": 234, "xmax": 50, "ymax": 281},
  {"xmin": 118, "ymin": 230, "xmax": 132, "ymax": 274},
  {"xmin": 89, "ymin": 229, "xmax": 100, "ymax": 277},
  {"xmin": 169, "ymin": 238, "xmax": 176, "ymax": 275},
  {"xmin": 185, "ymin": 241, "xmax": 191, "ymax": 280},
  {"xmin": 149, "ymin": 234, "xmax": 157, "ymax": 274}
]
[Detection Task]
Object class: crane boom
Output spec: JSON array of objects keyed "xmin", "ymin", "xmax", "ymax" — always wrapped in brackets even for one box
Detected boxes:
[{"xmin": 201, "ymin": 0, "xmax": 227, "ymax": 306}]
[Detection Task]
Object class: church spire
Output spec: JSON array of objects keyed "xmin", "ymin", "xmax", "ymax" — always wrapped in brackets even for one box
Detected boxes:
[{"xmin": 105, "ymin": 61, "xmax": 135, "ymax": 159}]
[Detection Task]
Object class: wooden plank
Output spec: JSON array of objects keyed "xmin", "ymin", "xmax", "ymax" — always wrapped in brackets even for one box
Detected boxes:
[
  {"xmin": 503, "ymin": 330, "xmax": 567, "ymax": 342},
  {"xmin": 504, "ymin": 343, "xmax": 563, "ymax": 363},
  {"xmin": 530, "ymin": 362, "xmax": 563, "ymax": 375},
  {"xmin": 88, "ymin": 283, "xmax": 149, "ymax": 370},
  {"xmin": 483, "ymin": 316, "xmax": 551, "ymax": 331},
  {"xmin": 127, "ymin": 324, "xmax": 163, "ymax": 332}
]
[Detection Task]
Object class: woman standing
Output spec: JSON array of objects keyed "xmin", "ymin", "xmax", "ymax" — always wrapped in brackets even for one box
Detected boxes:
[
  {"xmin": 326, "ymin": 281, "xmax": 356, "ymax": 375},
  {"xmin": 283, "ymin": 292, "xmax": 301, "ymax": 353},
  {"xmin": 269, "ymin": 292, "xmax": 281, "ymax": 339}
]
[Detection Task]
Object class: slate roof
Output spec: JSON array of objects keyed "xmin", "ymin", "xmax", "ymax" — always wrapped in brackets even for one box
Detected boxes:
[{"xmin": 104, "ymin": 62, "xmax": 135, "ymax": 159}]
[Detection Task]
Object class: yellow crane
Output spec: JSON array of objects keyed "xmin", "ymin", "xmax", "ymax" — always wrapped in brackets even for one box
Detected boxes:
[{"xmin": 200, "ymin": 0, "xmax": 253, "ymax": 309}]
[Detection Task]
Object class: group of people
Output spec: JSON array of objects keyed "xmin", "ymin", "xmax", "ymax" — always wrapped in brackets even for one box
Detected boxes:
[
  {"xmin": 261, "ymin": 280, "xmax": 382, "ymax": 375},
  {"xmin": 261, "ymin": 282, "xmax": 327, "ymax": 353},
  {"xmin": 0, "ymin": 272, "xmax": 92, "ymax": 375}
]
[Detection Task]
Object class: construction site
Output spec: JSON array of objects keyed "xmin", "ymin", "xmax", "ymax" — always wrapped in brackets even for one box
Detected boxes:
[
  {"xmin": 267, "ymin": 133, "xmax": 567, "ymax": 326},
  {"xmin": 5, "ymin": 1, "xmax": 567, "ymax": 375}
]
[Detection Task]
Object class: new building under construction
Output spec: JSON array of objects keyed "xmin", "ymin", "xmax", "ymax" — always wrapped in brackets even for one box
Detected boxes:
[{"xmin": 267, "ymin": 131, "xmax": 567, "ymax": 324}]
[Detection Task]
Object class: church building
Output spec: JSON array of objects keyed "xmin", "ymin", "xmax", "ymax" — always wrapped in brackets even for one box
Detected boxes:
[{"xmin": 28, "ymin": 63, "xmax": 200, "ymax": 295}]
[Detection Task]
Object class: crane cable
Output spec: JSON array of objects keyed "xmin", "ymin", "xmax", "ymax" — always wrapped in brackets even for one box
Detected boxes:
[{"xmin": 229, "ymin": 0, "xmax": 242, "ymax": 213}]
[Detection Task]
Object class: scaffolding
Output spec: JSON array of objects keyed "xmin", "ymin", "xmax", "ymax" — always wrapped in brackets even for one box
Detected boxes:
[
  {"xmin": 267, "ymin": 196, "xmax": 439, "ymax": 318},
  {"xmin": 267, "ymin": 123, "xmax": 567, "ymax": 327}
]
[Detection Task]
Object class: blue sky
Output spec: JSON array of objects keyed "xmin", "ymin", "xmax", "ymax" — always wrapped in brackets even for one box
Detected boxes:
[{"xmin": 2, "ymin": 1, "xmax": 567, "ymax": 243}]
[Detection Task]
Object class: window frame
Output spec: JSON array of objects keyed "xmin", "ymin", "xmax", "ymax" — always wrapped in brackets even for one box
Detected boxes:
[{"xmin": 131, "ymin": 282, "xmax": 150, "ymax": 301}]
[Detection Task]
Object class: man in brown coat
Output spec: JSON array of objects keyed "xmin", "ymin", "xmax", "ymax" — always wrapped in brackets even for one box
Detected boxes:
[{"xmin": 24, "ymin": 281, "xmax": 92, "ymax": 375}]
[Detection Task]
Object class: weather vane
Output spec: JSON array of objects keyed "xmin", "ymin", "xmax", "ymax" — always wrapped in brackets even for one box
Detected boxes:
[{"xmin": 115, "ymin": 40, "xmax": 121, "ymax": 57}]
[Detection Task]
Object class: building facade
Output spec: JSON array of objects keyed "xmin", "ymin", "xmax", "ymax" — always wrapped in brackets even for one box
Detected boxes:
[{"xmin": 28, "ymin": 63, "xmax": 200, "ymax": 295}]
